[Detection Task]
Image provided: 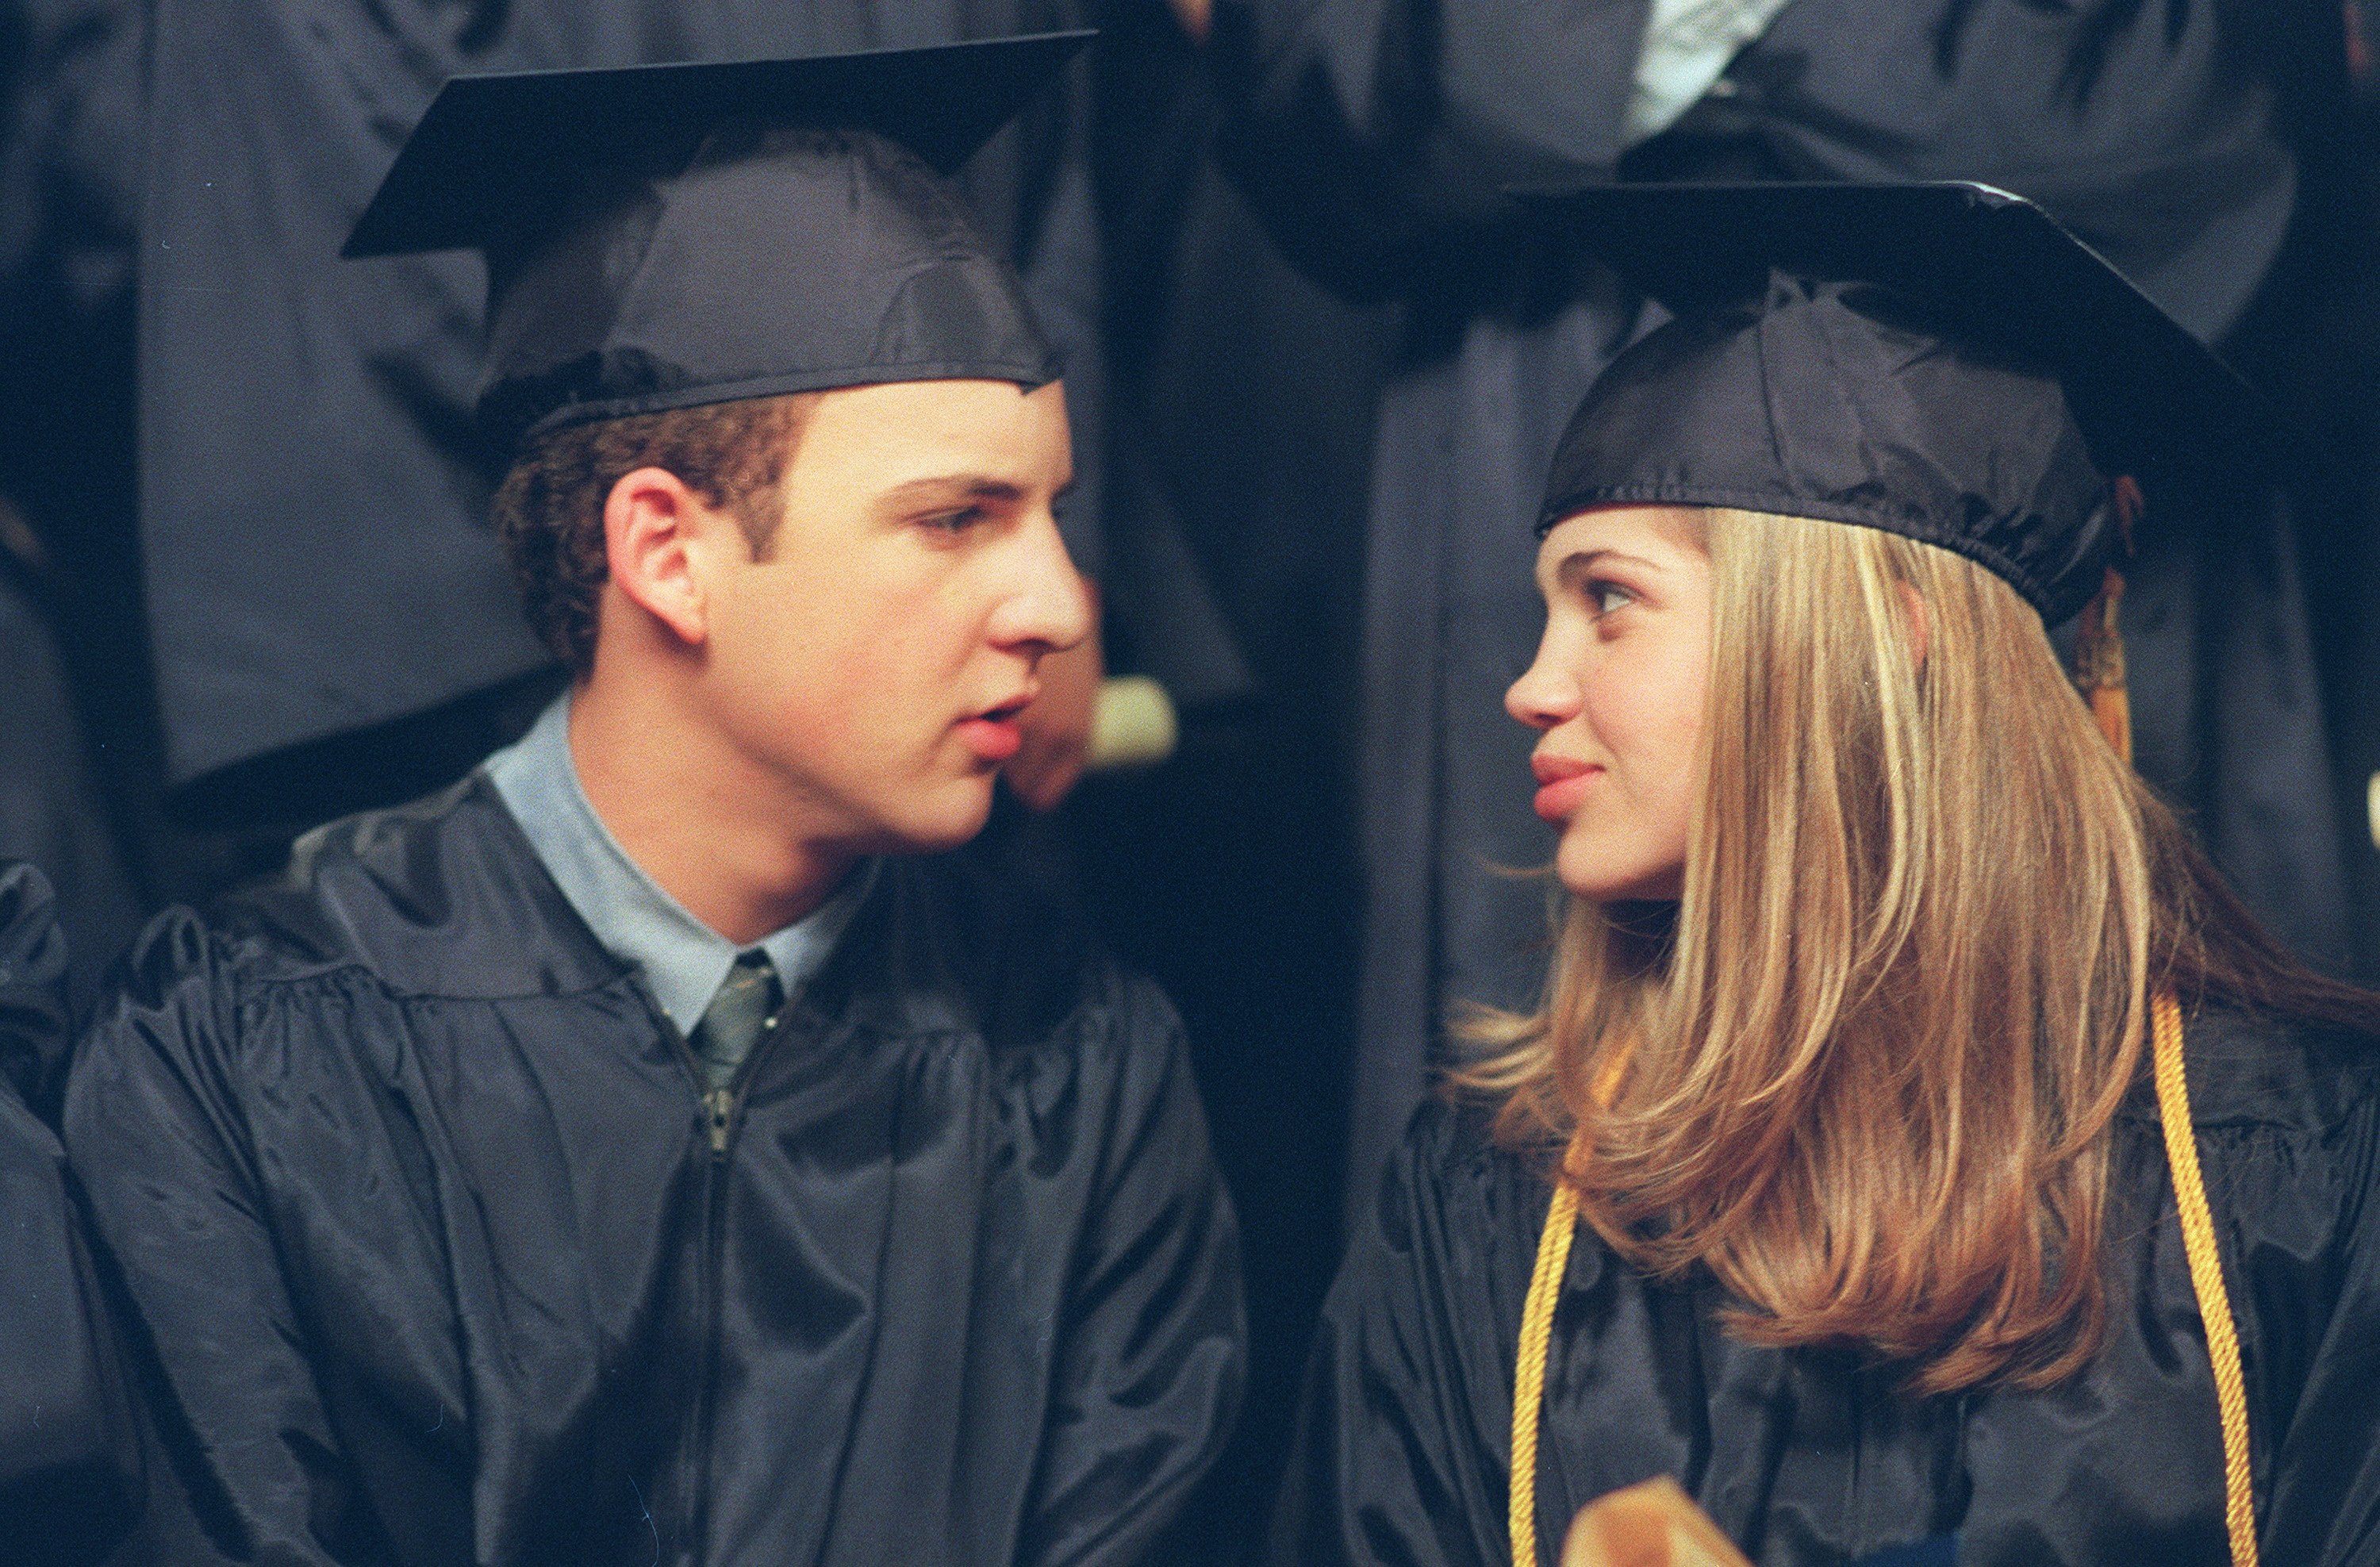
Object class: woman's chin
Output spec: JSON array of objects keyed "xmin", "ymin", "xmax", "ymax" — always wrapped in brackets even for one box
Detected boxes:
[{"xmin": 1555, "ymin": 840, "xmax": 1684, "ymax": 904}]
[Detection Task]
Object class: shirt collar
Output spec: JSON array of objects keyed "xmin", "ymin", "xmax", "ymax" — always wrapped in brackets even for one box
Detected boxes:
[{"xmin": 484, "ymin": 693, "xmax": 872, "ymax": 1036}]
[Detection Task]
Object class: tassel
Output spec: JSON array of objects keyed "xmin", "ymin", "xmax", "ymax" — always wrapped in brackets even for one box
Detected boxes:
[
  {"xmin": 2073, "ymin": 476, "xmax": 2144, "ymax": 764},
  {"xmin": 2074, "ymin": 565, "xmax": 2132, "ymax": 763}
]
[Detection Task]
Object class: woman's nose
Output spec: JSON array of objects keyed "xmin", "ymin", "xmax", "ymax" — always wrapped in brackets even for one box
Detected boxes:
[{"xmin": 1505, "ymin": 649, "xmax": 1580, "ymax": 731}]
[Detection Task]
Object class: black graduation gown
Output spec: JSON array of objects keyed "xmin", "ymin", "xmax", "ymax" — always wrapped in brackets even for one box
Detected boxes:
[
  {"xmin": 0, "ymin": 861, "xmax": 139, "ymax": 1565},
  {"xmin": 63, "ymin": 777, "xmax": 1245, "ymax": 1565},
  {"xmin": 135, "ymin": 0, "xmax": 1104, "ymax": 821},
  {"xmin": 1272, "ymin": 1009, "xmax": 2380, "ymax": 1567},
  {"xmin": 1209, "ymin": 0, "xmax": 2356, "ymax": 1215}
]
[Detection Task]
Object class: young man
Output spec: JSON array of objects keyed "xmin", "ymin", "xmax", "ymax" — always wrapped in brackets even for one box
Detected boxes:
[{"xmin": 66, "ymin": 38, "xmax": 1244, "ymax": 1565}]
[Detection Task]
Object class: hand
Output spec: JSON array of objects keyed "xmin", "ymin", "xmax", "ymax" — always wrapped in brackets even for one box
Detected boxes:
[
  {"xmin": 1005, "ymin": 609, "xmax": 1104, "ymax": 812},
  {"xmin": 1168, "ymin": 0, "xmax": 1212, "ymax": 44}
]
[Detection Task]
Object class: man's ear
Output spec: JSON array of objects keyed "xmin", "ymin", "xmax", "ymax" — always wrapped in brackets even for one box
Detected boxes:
[{"xmin": 605, "ymin": 466, "xmax": 715, "ymax": 647}]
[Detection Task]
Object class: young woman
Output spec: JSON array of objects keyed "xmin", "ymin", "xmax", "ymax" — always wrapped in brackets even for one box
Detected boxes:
[{"xmin": 1270, "ymin": 186, "xmax": 2380, "ymax": 1567}]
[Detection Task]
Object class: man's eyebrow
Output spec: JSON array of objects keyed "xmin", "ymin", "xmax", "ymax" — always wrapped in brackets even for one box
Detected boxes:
[
  {"xmin": 878, "ymin": 475, "xmax": 1031, "ymax": 509},
  {"xmin": 877, "ymin": 472, "xmax": 1077, "ymax": 508}
]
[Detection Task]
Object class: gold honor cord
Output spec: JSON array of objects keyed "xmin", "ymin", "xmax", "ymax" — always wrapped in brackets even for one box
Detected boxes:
[
  {"xmin": 1507, "ymin": 992, "xmax": 2258, "ymax": 1567},
  {"xmin": 2152, "ymin": 989, "xmax": 2261, "ymax": 1567},
  {"xmin": 1509, "ymin": 1181, "xmax": 1579, "ymax": 1562}
]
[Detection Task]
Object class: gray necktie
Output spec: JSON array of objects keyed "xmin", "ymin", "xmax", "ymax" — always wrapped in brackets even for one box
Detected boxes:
[{"xmin": 690, "ymin": 949, "xmax": 783, "ymax": 1096}]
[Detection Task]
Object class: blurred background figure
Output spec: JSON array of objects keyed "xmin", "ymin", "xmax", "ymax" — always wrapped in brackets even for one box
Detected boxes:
[
  {"xmin": 2327, "ymin": 0, "xmax": 2380, "ymax": 998},
  {"xmin": 0, "ymin": 0, "xmax": 146, "ymax": 1015},
  {"xmin": 0, "ymin": 862, "xmax": 140, "ymax": 1565}
]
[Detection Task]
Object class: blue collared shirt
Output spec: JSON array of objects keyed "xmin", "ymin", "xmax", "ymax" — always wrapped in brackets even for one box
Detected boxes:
[{"xmin": 484, "ymin": 693, "xmax": 870, "ymax": 1039}]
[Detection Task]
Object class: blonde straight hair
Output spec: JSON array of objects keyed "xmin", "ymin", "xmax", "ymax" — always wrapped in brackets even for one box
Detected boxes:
[{"xmin": 1461, "ymin": 507, "xmax": 2372, "ymax": 1394}]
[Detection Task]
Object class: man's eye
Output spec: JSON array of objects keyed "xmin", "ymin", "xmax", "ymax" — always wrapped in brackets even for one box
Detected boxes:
[{"xmin": 920, "ymin": 507, "xmax": 985, "ymax": 535}]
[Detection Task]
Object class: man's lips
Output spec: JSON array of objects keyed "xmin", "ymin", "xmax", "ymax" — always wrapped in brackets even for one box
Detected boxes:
[
  {"xmin": 958, "ymin": 693, "xmax": 1035, "ymax": 763},
  {"xmin": 1530, "ymin": 754, "xmax": 1603, "ymax": 822}
]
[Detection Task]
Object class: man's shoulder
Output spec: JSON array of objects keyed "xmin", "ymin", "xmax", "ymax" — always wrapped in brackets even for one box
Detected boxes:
[{"xmin": 198, "ymin": 772, "xmax": 621, "ymax": 1002}]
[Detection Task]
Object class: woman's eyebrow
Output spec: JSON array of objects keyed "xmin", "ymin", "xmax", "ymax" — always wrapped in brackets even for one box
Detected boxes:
[{"xmin": 1549, "ymin": 547, "xmax": 1660, "ymax": 590}]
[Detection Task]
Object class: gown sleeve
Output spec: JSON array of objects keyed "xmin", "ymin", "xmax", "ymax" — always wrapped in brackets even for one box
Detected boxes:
[
  {"xmin": 1015, "ymin": 974, "xmax": 1247, "ymax": 1566},
  {"xmin": 1268, "ymin": 1099, "xmax": 1541, "ymax": 1567},
  {"xmin": 63, "ymin": 913, "xmax": 386, "ymax": 1566}
]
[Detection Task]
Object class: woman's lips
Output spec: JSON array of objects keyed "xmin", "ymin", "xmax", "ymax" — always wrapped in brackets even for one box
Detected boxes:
[{"xmin": 1530, "ymin": 758, "xmax": 1602, "ymax": 822}]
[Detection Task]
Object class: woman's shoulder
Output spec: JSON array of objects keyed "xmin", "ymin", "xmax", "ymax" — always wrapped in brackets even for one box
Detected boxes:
[
  {"xmin": 1395, "ymin": 1093, "xmax": 1537, "ymax": 1187},
  {"xmin": 2134, "ymin": 1001, "xmax": 2380, "ymax": 1135},
  {"xmin": 1365, "ymin": 1094, "xmax": 1563, "ymax": 1261},
  {"xmin": 1326, "ymin": 1095, "xmax": 1579, "ymax": 1399}
]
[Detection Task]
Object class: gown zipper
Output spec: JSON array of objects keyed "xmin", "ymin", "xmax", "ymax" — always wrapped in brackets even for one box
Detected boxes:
[{"xmin": 667, "ymin": 999, "xmax": 792, "ymax": 1564}]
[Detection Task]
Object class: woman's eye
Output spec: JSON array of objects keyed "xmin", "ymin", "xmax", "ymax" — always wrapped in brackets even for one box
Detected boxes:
[
  {"xmin": 920, "ymin": 507, "xmax": 985, "ymax": 536},
  {"xmin": 1587, "ymin": 581, "xmax": 1635, "ymax": 616}
]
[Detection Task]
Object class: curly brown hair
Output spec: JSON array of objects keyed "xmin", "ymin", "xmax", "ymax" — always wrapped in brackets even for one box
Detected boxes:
[{"xmin": 490, "ymin": 393, "xmax": 820, "ymax": 673}]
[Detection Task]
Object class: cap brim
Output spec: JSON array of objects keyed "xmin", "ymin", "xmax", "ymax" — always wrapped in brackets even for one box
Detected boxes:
[
  {"xmin": 1511, "ymin": 181, "xmax": 2282, "ymax": 485},
  {"xmin": 345, "ymin": 30, "xmax": 1093, "ymax": 259}
]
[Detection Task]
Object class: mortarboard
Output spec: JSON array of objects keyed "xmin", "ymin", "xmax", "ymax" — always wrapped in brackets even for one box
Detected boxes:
[
  {"xmin": 345, "ymin": 33, "xmax": 1092, "ymax": 451},
  {"xmin": 1516, "ymin": 181, "xmax": 2282, "ymax": 629}
]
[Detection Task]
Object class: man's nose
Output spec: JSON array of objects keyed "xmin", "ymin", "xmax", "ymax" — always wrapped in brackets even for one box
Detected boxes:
[{"xmin": 992, "ymin": 514, "xmax": 1094, "ymax": 654}]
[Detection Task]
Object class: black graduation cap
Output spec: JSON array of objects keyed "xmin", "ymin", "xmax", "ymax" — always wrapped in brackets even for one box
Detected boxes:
[
  {"xmin": 1516, "ymin": 182, "xmax": 2283, "ymax": 626},
  {"xmin": 345, "ymin": 32, "xmax": 1091, "ymax": 449}
]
